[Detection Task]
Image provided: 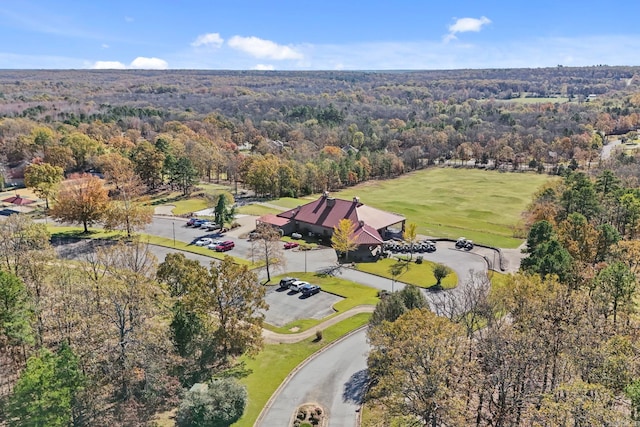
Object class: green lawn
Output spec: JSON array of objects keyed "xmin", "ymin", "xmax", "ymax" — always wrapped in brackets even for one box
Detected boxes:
[
  {"xmin": 236, "ymin": 204, "xmax": 282, "ymax": 216},
  {"xmin": 234, "ymin": 313, "xmax": 371, "ymax": 427},
  {"xmin": 267, "ymin": 196, "xmax": 316, "ymax": 209},
  {"xmin": 498, "ymin": 96, "xmax": 570, "ymax": 104},
  {"xmin": 263, "ymin": 273, "xmax": 379, "ymax": 333},
  {"xmin": 355, "ymin": 258, "xmax": 458, "ymax": 290},
  {"xmin": 333, "ymin": 168, "xmax": 556, "ymax": 248}
]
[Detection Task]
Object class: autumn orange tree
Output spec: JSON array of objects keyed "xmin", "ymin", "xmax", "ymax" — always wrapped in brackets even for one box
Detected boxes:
[{"xmin": 50, "ymin": 173, "xmax": 109, "ymax": 233}]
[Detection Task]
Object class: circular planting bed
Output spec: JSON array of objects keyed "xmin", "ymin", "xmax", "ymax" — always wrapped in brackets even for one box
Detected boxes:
[{"xmin": 292, "ymin": 403, "xmax": 326, "ymax": 427}]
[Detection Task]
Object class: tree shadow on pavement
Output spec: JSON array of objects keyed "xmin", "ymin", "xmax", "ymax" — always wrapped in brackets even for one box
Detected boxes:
[{"xmin": 342, "ymin": 369, "xmax": 369, "ymax": 404}]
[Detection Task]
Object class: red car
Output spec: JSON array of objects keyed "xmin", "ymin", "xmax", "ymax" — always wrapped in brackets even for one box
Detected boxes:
[
  {"xmin": 214, "ymin": 241, "xmax": 235, "ymax": 252},
  {"xmin": 284, "ymin": 241, "xmax": 299, "ymax": 249}
]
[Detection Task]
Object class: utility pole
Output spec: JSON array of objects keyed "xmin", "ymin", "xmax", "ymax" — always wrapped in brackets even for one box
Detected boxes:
[{"xmin": 172, "ymin": 221, "xmax": 176, "ymax": 247}]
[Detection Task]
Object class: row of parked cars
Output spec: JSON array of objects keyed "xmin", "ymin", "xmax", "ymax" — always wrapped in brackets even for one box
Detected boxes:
[
  {"xmin": 383, "ymin": 239, "xmax": 437, "ymax": 253},
  {"xmin": 194, "ymin": 237, "xmax": 235, "ymax": 252},
  {"xmin": 186, "ymin": 218, "xmax": 223, "ymax": 232},
  {"xmin": 278, "ymin": 277, "xmax": 321, "ymax": 296}
]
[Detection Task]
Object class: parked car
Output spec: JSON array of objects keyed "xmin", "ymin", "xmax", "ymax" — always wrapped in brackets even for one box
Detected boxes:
[
  {"xmin": 206, "ymin": 240, "xmax": 223, "ymax": 249},
  {"xmin": 301, "ymin": 284, "xmax": 321, "ymax": 296},
  {"xmin": 279, "ymin": 277, "xmax": 298, "ymax": 289},
  {"xmin": 214, "ymin": 241, "xmax": 235, "ymax": 252},
  {"xmin": 206, "ymin": 223, "xmax": 221, "ymax": 231},
  {"xmin": 186, "ymin": 218, "xmax": 199, "ymax": 226},
  {"xmin": 284, "ymin": 241, "xmax": 299, "ymax": 249},
  {"xmin": 455, "ymin": 237, "xmax": 474, "ymax": 250},
  {"xmin": 200, "ymin": 221, "xmax": 214, "ymax": 229},
  {"xmin": 289, "ymin": 280, "xmax": 309, "ymax": 292},
  {"xmin": 192, "ymin": 219, "xmax": 207, "ymax": 228},
  {"xmin": 195, "ymin": 237, "xmax": 214, "ymax": 246}
]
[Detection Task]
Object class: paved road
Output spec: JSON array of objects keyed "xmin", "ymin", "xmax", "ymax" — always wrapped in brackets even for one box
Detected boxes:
[
  {"xmin": 601, "ymin": 138, "xmax": 621, "ymax": 160},
  {"xmin": 257, "ymin": 328, "xmax": 369, "ymax": 427}
]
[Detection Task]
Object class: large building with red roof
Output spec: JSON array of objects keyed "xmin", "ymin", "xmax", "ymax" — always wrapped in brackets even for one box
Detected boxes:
[{"xmin": 257, "ymin": 192, "xmax": 405, "ymax": 260}]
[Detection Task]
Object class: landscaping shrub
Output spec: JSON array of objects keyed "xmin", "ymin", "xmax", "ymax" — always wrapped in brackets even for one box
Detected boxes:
[
  {"xmin": 415, "ymin": 255, "xmax": 423, "ymax": 264},
  {"xmin": 176, "ymin": 378, "xmax": 247, "ymax": 427}
]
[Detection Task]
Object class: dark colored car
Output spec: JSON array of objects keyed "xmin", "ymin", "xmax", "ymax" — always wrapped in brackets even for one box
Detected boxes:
[
  {"xmin": 301, "ymin": 284, "xmax": 321, "ymax": 296},
  {"xmin": 214, "ymin": 241, "xmax": 235, "ymax": 252},
  {"xmin": 279, "ymin": 277, "xmax": 298, "ymax": 289},
  {"xmin": 192, "ymin": 219, "xmax": 207, "ymax": 228},
  {"xmin": 186, "ymin": 218, "xmax": 199, "ymax": 226}
]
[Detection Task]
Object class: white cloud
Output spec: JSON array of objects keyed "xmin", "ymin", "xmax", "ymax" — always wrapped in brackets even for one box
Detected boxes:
[
  {"xmin": 101, "ymin": 43, "xmax": 109, "ymax": 49},
  {"xmin": 124, "ymin": 16, "xmax": 134, "ymax": 23},
  {"xmin": 92, "ymin": 60, "xmax": 126, "ymax": 69},
  {"xmin": 130, "ymin": 56, "xmax": 168, "ymax": 69},
  {"xmin": 445, "ymin": 16, "xmax": 491, "ymax": 42},
  {"xmin": 191, "ymin": 33, "xmax": 224, "ymax": 48},
  {"xmin": 228, "ymin": 36, "xmax": 303, "ymax": 60},
  {"xmin": 253, "ymin": 64, "xmax": 274, "ymax": 70}
]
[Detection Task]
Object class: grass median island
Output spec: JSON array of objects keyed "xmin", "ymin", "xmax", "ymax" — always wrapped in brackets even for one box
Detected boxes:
[
  {"xmin": 355, "ymin": 258, "xmax": 458, "ymax": 290},
  {"xmin": 233, "ymin": 312, "xmax": 372, "ymax": 427},
  {"xmin": 334, "ymin": 168, "xmax": 555, "ymax": 248},
  {"xmin": 263, "ymin": 272, "xmax": 379, "ymax": 334}
]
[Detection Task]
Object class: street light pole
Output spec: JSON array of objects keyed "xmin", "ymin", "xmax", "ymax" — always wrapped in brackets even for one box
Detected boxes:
[{"xmin": 172, "ymin": 221, "xmax": 176, "ymax": 247}]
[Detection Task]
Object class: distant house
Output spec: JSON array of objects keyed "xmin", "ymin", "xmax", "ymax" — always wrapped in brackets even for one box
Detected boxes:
[
  {"xmin": 341, "ymin": 144, "xmax": 360, "ymax": 155},
  {"xmin": 257, "ymin": 192, "xmax": 405, "ymax": 260},
  {"xmin": 269, "ymin": 140, "xmax": 285, "ymax": 151}
]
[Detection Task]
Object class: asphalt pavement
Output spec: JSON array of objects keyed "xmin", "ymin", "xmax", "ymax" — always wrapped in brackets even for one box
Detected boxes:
[{"xmin": 256, "ymin": 328, "xmax": 369, "ymax": 427}]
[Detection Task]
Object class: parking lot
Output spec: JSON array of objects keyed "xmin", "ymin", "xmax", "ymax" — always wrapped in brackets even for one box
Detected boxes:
[{"xmin": 263, "ymin": 286, "xmax": 344, "ymax": 328}]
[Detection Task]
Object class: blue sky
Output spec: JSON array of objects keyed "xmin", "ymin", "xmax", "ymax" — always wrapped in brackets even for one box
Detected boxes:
[{"xmin": 1, "ymin": 1, "xmax": 640, "ymax": 70}]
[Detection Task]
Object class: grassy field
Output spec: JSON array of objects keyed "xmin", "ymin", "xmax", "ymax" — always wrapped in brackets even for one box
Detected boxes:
[
  {"xmin": 355, "ymin": 258, "xmax": 458, "ymax": 290},
  {"xmin": 334, "ymin": 168, "xmax": 555, "ymax": 248},
  {"xmin": 234, "ymin": 313, "xmax": 371, "ymax": 427},
  {"xmin": 499, "ymin": 96, "xmax": 570, "ymax": 104},
  {"xmin": 236, "ymin": 204, "xmax": 282, "ymax": 216}
]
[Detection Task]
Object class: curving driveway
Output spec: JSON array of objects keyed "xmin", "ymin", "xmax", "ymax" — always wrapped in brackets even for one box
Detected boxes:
[{"xmin": 256, "ymin": 328, "xmax": 369, "ymax": 427}]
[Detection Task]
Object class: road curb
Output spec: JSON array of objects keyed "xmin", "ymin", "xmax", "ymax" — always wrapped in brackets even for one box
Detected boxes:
[{"xmin": 254, "ymin": 324, "xmax": 369, "ymax": 427}]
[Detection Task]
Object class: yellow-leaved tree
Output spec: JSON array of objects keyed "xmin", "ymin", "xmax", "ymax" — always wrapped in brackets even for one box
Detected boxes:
[{"xmin": 331, "ymin": 218, "xmax": 358, "ymax": 261}]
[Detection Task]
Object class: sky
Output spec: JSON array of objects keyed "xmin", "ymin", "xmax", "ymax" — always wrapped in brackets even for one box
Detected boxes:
[{"xmin": 1, "ymin": 1, "xmax": 640, "ymax": 70}]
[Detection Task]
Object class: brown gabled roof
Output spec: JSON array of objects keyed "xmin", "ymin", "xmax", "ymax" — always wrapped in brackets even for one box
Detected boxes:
[
  {"xmin": 354, "ymin": 222, "xmax": 384, "ymax": 245},
  {"xmin": 257, "ymin": 213, "xmax": 291, "ymax": 227},
  {"xmin": 278, "ymin": 195, "xmax": 404, "ymax": 243},
  {"xmin": 279, "ymin": 196, "xmax": 358, "ymax": 228}
]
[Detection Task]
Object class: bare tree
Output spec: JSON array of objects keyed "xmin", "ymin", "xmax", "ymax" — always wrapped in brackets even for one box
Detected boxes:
[{"xmin": 250, "ymin": 223, "xmax": 285, "ymax": 283}]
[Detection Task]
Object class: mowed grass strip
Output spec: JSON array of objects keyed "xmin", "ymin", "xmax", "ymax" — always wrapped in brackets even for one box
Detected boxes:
[
  {"xmin": 234, "ymin": 313, "xmax": 371, "ymax": 427},
  {"xmin": 334, "ymin": 168, "xmax": 556, "ymax": 248},
  {"xmin": 355, "ymin": 258, "xmax": 458, "ymax": 290}
]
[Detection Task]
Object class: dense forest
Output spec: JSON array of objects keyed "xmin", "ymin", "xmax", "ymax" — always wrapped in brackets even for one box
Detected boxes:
[{"xmin": 1, "ymin": 66, "xmax": 640, "ymax": 200}]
